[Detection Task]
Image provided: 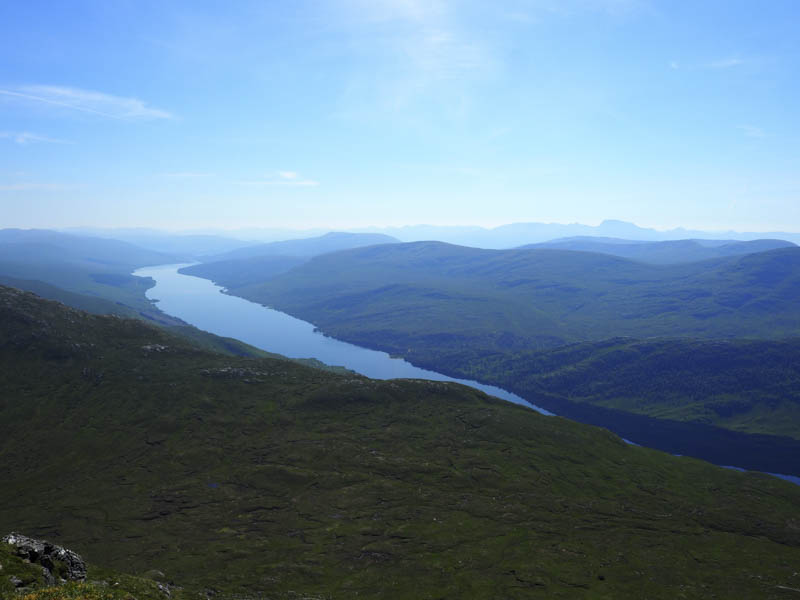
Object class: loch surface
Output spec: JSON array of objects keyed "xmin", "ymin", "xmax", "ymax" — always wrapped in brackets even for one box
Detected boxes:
[{"xmin": 135, "ymin": 264, "xmax": 551, "ymax": 413}]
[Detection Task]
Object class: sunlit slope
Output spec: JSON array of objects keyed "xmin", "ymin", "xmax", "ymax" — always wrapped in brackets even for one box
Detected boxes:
[
  {"xmin": 2, "ymin": 286, "xmax": 800, "ymax": 599},
  {"xmin": 221, "ymin": 242, "xmax": 800, "ymax": 357}
]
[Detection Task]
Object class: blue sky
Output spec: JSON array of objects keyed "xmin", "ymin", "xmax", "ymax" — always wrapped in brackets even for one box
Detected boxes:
[{"xmin": 1, "ymin": 0, "xmax": 799, "ymax": 232}]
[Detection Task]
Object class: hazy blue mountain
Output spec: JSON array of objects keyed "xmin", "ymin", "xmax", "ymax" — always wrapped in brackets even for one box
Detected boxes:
[
  {"xmin": 180, "ymin": 255, "xmax": 309, "ymax": 288},
  {"xmin": 0, "ymin": 228, "xmax": 175, "ymax": 266},
  {"xmin": 353, "ymin": 219, "xmax": 800, "ymax": 248},
  {"xmin": 188, "ymin": 226, "xmax": 330, "ymax": 242},
  {"xmin": 94, "ymin": 220, "xmax": 800, "ymax": 252},
  {"xmin": 202, "ymin": 231, "xmax": 401, "ymax": 262},
  {"xmin": 0, "ymin": 228, "xmax": 178, "ymax": 321},
  {"xmin": 519, "ymin": 237, "xmax": 796, "ymax": 264},
  {"xmin": 63, "ymin": 227, "xmax": 257, "ymax": 258}
]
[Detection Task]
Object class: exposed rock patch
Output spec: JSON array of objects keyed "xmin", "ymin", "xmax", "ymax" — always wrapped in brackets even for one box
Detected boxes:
[{"xmin": 3, "ymin": 532, "xmax": 87, "ymax": 582}]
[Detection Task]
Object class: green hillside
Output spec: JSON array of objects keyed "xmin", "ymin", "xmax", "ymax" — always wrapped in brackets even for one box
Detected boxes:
[
  {"xmin": 441, "ymin": 337, "xmax": 800, "ymax": 440},
  {"xmin": 210, "ymin": 242, "xmax": 800, "ymax": 358},
  {"xmin": 180, "ymin": 255, "xmax": 308, "ymax": 288},
  {"xmin": 2, "ymin": 285, "xmax": 800, "ymax": 598}
]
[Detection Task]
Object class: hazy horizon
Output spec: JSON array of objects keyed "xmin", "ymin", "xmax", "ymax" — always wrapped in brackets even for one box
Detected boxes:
[{"xmin": 51, "ymin": 218, "xmax": 800, "ymax": 238}]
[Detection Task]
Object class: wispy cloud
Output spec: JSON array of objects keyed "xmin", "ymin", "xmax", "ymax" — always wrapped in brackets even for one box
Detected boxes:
[
  {"xmin": 237, "ymin": 171, "xmax": 319, "ymax": 187},
  {"xmin": 337, "ymin": 0, "xmax": 498, "ymax": 118},
  {"xmin": 160, "ymin": 171, "xmax": 215, "ymax": 178},
  {"xmin": 501, "ymin": 0, "xmax": 650, "ymax": 21},
  {"xmin": 705, "ymin": 58, "xmax": 746, "ymax": 69},
  {"xmin": 0, "ymin": 182, "xmax": 77, "ymax": 191},
  {"xmin": 350, "ymin": 0, "xmax": 446, "ymax": 23},
  {"xmin": 738, "ymin": 125, "xmax": 766, "ymax": 139},
  {"xmin": 0, "ymin": 85, "xmax": 172, "ymax": 120},
  {"xmin": 0, "ymin": 131, "xmax": 69, "ymax": 145}
]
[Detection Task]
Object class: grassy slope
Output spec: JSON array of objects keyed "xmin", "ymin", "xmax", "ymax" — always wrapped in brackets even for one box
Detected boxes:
[
  {"xmin": 2, "ymin": 286, "xmax": 800, "ymax": 599},
  {"xmin": 0, "ymin": 276, "xmax": 349, "ymax": 370},
  {"xmin": 0, "ymin": 274, "xmax": 280, "ymax": 359}
]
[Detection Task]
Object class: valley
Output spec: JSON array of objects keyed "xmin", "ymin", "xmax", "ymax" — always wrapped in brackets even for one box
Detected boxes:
[
  {"xmin": 6, "ymin": 2, "xmax": 800, "ymax": 597},
  {"xmin": 181, "ymin": 239, "xmax": 800, "ymax": 474},
  {"xmin": 2, "ymin": 285, "xmax": 800, "ymax": 599}
]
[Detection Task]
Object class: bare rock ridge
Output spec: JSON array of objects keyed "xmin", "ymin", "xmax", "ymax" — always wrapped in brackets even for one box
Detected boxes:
[{"xmin": 3, "ymin": 532, "xmax": 87, "ymax": 586}]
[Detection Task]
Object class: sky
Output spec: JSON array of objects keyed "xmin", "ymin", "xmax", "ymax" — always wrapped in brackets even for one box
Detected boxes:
[{"xmin": 1, "ymin": 0, "xmax": 799, "ymax": 232}]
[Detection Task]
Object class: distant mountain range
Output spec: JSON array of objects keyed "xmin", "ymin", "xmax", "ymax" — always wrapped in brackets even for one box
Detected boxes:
[
  {"xmin": 355, "ymin": 219, "xmax": 800, "ymax": 248},
  {"xmin": 201, "ymin": 231, "xmax": 400, "ymax": 262},
  {"xmin": 65, "ymin": 219, "xmax": 800, "ymax": 251},
  {"xmin": 180, "ymin": 232, "xmax": 402, "ymax": 285},
  {"xmin": 519, "ymin": 237, "xmax": 795, "ymax": 264},
  {"xmin": 0, "ymin": 228, "xmax": 175, "ymax": 267},
  {"xmin": 63, "ymin": 227, "xmax": 257, "ymax": 258}
]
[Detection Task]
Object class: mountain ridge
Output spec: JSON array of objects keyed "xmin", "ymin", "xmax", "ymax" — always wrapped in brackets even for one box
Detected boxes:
[
  {"xmin": 519, "ymin": 237, "xmax": 795, "ymax": 264},
  {"xmin": 202, "ymin": 231, "xmax": 401, "ymax": 262}
]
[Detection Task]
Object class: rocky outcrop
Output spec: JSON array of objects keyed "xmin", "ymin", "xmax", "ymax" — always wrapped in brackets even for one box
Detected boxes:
[{"xmin": 3, "ymin": 532, "xmax": 87, "ymax": 582}]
